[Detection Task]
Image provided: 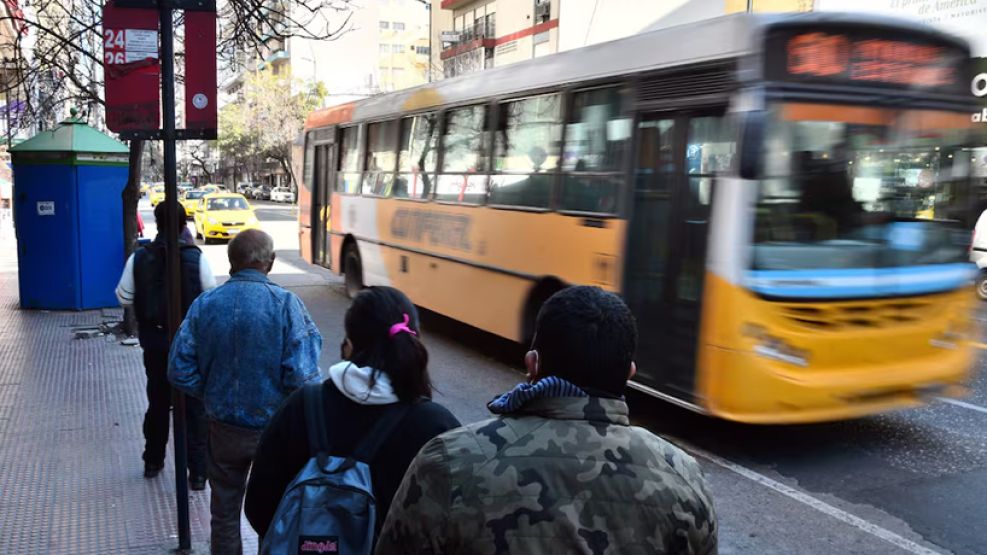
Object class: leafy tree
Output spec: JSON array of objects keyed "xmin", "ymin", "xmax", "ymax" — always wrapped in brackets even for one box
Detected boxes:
[{"xmin": 221, "ymin": 70, "xmax": 325, "ymax": 191}]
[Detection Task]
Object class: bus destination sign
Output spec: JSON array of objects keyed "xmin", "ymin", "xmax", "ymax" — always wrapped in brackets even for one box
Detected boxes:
[{"xmin": 765, "ymin": 29, "xmax": 968, "ymax": 96}]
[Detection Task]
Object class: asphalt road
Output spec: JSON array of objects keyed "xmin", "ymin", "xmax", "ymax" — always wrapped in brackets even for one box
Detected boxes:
[{"xmin": 142, "ymin": 198, "xmax": 987, "ymax": 555}]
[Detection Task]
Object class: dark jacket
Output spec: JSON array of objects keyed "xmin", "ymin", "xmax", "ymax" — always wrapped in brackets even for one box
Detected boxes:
[
  {"xmin": 133, "ymin": 239, "xmax": 204, "ymax": 351},
  {"xmin": 244, "ymin": 380, "xmax": 461, "ymax": 539}
]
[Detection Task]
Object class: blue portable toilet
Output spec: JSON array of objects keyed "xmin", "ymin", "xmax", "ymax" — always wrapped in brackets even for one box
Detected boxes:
[{"xmin": 11, "ymin": 113, "xmax": 129, "ymax": 310}]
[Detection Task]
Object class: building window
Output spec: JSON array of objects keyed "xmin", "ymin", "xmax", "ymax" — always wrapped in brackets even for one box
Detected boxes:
[
  {"xmin": 392, "ymin": 44, "xmax": 405, "ymax": 53},
  {"xmin": 379, "ymin": 44, "xmax": 390, "ymax": 54},
  {"xmin": 393, "ymin": 22, "xmax": 405, "ymax": 31},
  {"xmin": 380, "ymin": 21, "xmax": 390, "ymax": 29},
  {"xmin": 535, "ymin": 0, "xmax": 551, "ymax": 24},
  {"xmin": 415, "ymin": 46, "xmax": 430, "ymax": 55}
]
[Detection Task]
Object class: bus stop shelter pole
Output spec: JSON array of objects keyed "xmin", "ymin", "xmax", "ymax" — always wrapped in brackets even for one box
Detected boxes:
[{"xmin": 159, "ymin": 4, "xmax": 192, "ymax": 551}]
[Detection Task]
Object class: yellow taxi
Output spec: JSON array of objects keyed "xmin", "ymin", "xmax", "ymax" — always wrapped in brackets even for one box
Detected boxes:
[
  {"xmin": 180, "ymin": 189, "xmax": 209, "ymax": 218},
  {"xmin": 149, "ymin": 185, "xmax": 166, "ymax": 207},
  {"xmin": 193, "ymin": 193, "xmax": 260, "ymax": 243}
]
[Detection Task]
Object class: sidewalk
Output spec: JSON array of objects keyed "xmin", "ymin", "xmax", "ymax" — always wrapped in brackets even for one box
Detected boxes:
[{"xmin": 0, "ymin": 228, "xmax": 257, "ymax": 553}]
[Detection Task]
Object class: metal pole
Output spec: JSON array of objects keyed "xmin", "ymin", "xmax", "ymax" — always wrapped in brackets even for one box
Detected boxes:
[
  {"xmin": 747, "ymin": 0, "xmax": 754, "ymax": 12},
  {"xmin": 159, "ymin": 4, "xmax": 191, "ymax": 551}
]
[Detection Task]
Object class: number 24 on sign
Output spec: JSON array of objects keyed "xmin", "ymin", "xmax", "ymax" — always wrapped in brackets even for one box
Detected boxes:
[{"xmin": 104, "ymin": 29, "xmax": 126, "ymax": 64}]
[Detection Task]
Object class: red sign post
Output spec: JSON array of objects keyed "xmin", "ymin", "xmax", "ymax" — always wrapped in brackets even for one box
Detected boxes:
[
  {"xmin": 102, "ymin": 1, "xmax": 160, "ymax": 132},
  {"xmin": 103, "ymin": 1, "xmax": 217, "ymax": 550},
  {"xmin": 184, "ymin": 11, "xmax": 218, "ymax": 132}
]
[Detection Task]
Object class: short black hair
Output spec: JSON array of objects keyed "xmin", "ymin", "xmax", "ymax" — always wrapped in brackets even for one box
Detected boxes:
[
  {"xmin": 153, "ymin": 200, "xmax": 184, "ymax": 230},
  {"xmin": 532, "ymin": 286, "xmax": 637, "ymax": 396}
]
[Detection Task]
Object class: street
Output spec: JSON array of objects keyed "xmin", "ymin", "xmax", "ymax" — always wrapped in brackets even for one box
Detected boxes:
[{"xmin": 144, "ymin": 198, "xmax": 987, "ymax": 555}]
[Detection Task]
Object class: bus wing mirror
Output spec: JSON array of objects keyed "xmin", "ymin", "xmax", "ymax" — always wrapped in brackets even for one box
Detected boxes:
[{"xmin": 739, "ymin": 111, "xmax": 766, "ymax": 180}]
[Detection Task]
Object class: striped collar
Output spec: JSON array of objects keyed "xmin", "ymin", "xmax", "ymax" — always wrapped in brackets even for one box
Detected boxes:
[{"xmin": 487, "ymin": 376, "xmax": 588, "ymax": 415}]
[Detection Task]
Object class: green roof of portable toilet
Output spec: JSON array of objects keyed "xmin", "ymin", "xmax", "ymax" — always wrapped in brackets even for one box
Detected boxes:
[{"xmin": 10, "ymin": 114, "xmax": 128, "ymax": 166}]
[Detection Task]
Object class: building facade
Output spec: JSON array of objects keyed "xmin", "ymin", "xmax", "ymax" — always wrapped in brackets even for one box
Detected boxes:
[
  {"xmin": 218, "ymin": 0, "xmax": 432, "ymax": 189},
  {"xmin": 432, "ymin": 0, "xmax": 811, "ymax": 79}
]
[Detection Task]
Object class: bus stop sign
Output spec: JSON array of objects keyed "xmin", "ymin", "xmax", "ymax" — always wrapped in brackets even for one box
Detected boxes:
[{"xmin": 102, "ymin": 1, "xmax": 160, "ymax": 132}]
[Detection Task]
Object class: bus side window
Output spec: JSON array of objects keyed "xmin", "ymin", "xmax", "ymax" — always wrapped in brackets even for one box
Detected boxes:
[
  {"xmin": 437, "ymin": 105, "xmax": 488, "ymax": 204},
  {"xmin": 397, "ymin": 113, "xmax": 439, "ymax": 200},
  {"xmin": 561, "ymin": 87, "xmax": 631, "ymax": 213},
  {"xmin": 364, "ymin": 120, "xmax": 400, "ymax": 197},
  {"xmin": 337, "ymin": 126, "xmax": 362, "ymax": 194},
  {"xmin": 489, "ymin": 93, "xmax": 562, "ymax": 209}
]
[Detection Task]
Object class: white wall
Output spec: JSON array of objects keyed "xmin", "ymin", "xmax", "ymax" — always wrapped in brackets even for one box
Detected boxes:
[
  {"xmin": 815, "ymin": 0, "xmax": 987, "ymax": 56},
  {"xmin": 559, "ymin": 0, "xmax": 725, "ymax": 52},
  {"xmin": 292, "ymin": 2, "xmax": 381, "ymax": 97}
]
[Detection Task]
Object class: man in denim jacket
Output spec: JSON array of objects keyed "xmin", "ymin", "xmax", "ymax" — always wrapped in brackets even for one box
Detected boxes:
[{"xmin": 169, "ymin": 229, "xmax": 322, "ymax": 555}]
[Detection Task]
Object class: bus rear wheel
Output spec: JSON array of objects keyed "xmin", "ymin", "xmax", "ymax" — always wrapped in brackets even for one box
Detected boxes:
[{"xmin": 344, "ymin": 244, "xmax": 364, "ymax": 299}]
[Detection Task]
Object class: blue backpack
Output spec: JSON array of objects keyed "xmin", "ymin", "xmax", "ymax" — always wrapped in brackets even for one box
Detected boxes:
[{"xmin": 260, "ymin": 384, "xmax": 410, "ymax": 555}]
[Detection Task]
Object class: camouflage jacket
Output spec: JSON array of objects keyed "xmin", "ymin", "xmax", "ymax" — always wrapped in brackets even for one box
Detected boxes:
[{"xmin": 375, "ymin": 396, "xmax": 717, "ymax": 555}]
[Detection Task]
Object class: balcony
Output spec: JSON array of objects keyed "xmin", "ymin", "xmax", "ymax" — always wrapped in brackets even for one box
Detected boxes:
[
  {"xmin": 440, "ymin": 20, "xmax": 495, "ymax": 61},
  {"xmin": 440, "ymin": 0, "xmax": 477, "ymax": 10}
]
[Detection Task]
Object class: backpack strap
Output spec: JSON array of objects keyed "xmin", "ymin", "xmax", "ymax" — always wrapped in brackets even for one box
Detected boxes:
[
  {"xmin": 303, "ymin": 383, "xmax": 330, "ymax": 457},
  {"xmin": 352, "ymin": 403, "xmax": 413, "ymax": 463}
]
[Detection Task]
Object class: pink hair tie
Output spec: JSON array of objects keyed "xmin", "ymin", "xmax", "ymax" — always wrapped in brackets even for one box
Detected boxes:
[{"xmin": 389, "ymin": 313, "xmax": 418, "ymax": 338}]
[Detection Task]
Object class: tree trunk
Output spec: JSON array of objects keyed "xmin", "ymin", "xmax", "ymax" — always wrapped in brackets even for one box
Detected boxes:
[{"xmin": 122, "ymin": 140, "xmax": 144, "ymax": 337}]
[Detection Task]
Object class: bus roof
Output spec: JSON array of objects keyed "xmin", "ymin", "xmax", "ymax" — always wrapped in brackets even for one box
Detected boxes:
[{"xmin": 304, "ymin": 12, "xmax": 970, "ymax": 131}]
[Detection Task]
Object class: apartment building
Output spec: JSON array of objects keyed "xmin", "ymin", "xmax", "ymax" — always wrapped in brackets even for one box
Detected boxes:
[{"xmin": 219, "ymin": 0, "xmax": 431, "ymax": 187}]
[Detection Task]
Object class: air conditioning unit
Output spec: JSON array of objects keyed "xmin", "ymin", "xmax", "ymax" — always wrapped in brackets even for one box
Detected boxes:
[{"xmin": 535, "ymin": 0, "xmax": 550, "ymax": 23}]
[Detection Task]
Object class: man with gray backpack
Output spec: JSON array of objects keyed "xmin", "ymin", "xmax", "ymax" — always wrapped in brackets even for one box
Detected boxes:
[{"xmin": 245, "ymin": 287, "xmax": 460, "ymax": 553}]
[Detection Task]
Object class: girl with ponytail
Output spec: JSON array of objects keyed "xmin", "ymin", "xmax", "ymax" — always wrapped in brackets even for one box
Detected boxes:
[{"xmin": 245, "ymin": 287, "xmax": 461, "ymax": 539}]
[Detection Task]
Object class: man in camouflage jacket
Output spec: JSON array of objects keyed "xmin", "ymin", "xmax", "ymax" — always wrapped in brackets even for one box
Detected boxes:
[{"xmin": 376, "ymin": 286, "xmax": 717, "ymax": 555}]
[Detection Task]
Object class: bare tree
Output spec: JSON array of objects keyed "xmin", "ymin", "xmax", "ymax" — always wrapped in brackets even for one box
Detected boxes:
[{"xmin": 0, "ymin": 0, "xmax": 354, "ymax": 332}]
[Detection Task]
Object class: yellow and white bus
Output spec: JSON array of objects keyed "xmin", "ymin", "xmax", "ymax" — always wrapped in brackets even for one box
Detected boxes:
[{"xmin": 298, "ymin": 13, "xmax": 980, "ymax": 424}]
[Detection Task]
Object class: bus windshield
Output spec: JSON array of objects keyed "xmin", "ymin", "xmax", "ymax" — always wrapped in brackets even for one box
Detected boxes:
[{"xmin": 752, "ymin": 103, "xmax": 975, "ymax": 271}]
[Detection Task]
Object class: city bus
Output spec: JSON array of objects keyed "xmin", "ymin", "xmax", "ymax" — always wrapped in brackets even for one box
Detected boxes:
[{"xmin": 297, "ymin": 12, "xmax": 980, "ymax": 424}]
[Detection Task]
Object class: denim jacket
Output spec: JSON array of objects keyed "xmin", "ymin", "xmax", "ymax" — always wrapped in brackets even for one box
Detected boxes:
[{"xmin": 168, "ymin": 269, "xmax": 323, "ymax": 429}]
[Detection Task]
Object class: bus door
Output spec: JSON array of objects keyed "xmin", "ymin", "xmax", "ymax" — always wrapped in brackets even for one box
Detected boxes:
[
  {"xmin": 625, "ymin": 110, "xmax": 728, "ymax": 402},
  {"xmin": 313, "ymin": 141, "xmax": 335, "ymax": 268}
]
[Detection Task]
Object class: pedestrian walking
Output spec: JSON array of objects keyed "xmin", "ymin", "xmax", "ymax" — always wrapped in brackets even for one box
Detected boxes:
[
  {"xmin": 115, "ymin": 202, "xmax": 215, "ymax": 486},
  {"xmin": 244, "ymin": 286, "xmax": 460, "ymax": 548},
  {"xmin": 168, "ymin": 229, "xmax": 323, "ymax": 555},
  {"xmin": 375, "ymin": 286, "xmax": 718, "ymax": 555}
]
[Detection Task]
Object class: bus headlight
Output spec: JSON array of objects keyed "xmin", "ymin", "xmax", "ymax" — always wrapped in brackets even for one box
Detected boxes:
[
  {"xmin": 930, "ymin": 325, "xmax": 965, "ymax": 350},
  {"xmin": 743, "ymin": 323, "xmax": 810, "ymax": 367}
]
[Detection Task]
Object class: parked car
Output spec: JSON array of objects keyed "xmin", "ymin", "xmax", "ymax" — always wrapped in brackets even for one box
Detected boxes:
[
  {"xmin": 149, "ymin": 186, "xmax": 166, "ymax": 207},
  {"xmin": 255, "ymin": 186, "xmax": 272, "ymax": 201},
  {"xmin": 193, "ymin": 193, "xmax": 261, "ymax": 244},
  {"xmin": 236, "ymin": 182, "xmax": 258, "ymax": 197},
  {"xmin": 270, "ymin": 187, "xmax": 295, "ymax": 203},
  {"xmin": 180, "ymin": 189, "xmax": 209, "ymax": 218}
]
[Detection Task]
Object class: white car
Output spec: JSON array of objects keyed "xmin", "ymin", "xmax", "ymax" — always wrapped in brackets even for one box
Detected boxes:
[
  {"xmin": 972, "ymin": 209, "xmax": 987, "ymax": 300},
  {"xmin": 270, "ymin": 187, "xmax": 295, "ymax": 203}
]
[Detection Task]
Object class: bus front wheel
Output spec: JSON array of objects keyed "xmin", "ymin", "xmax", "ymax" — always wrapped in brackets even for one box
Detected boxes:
[{"xmin": 344, "ymin": 245, "xmax": 364, "ymax": 299}]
